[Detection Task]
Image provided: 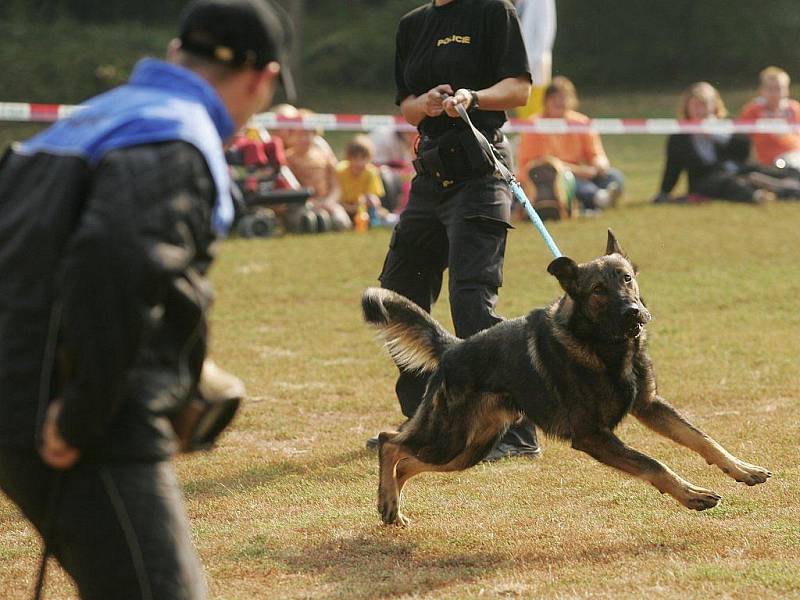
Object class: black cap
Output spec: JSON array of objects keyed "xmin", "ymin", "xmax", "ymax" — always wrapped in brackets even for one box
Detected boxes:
[{"xmin": 179, "ymin": 0, "xmax": 296, "ymax": 102}]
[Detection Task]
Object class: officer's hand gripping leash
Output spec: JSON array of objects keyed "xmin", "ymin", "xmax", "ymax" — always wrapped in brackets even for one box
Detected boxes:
[{"xmin": 453, "ymin": 102, "xmax": 563, "ymax": 258}]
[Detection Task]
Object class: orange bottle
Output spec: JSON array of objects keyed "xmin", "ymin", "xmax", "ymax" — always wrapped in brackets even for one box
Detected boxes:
[{"xmin": 354, "ymin": 198, "xmax": 369, "ymax": 232}]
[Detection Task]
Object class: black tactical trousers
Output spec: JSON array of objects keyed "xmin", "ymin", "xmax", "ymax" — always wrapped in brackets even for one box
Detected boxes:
[
  {"xmin": 378, "ymin": 171, "xmax": 538, "ymax": 448},
  {"xmin": 0, "ymin": 449, "xmax": 206, "ymax": 600}
]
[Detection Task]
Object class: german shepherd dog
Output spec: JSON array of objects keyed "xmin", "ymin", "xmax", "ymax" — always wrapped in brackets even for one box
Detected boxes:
[{"xmin": 362, "ymin": 231, "xmax": 771, "ymax": 527}]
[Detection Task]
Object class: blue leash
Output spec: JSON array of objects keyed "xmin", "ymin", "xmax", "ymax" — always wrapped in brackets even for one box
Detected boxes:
[{"xmin": 455, "ymin": 104, "xmax": 563, "ymax": 258}]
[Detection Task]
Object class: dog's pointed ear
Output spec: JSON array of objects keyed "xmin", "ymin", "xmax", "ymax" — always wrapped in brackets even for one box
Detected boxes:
[
  {"xmin": 547, "ymin": 256, "xmax": 579, "ymax": 295},
  {"xmin": 606, "ymin": 228, "xmax": 626, "ymax": 257}
]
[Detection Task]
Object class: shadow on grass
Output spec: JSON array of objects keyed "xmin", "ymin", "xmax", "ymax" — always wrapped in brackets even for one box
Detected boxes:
[
  {"xmin": 187, "ymin": 450, "xmax": 696, "ymax": 597},
  {"xmin": 241, "ymin": 527, "xmax": 694, "ymax": 599},
  {"xmin": 184, "ymin": 449, "xmax": 368, "ymax": 499},
  {"xmin": 263, "ymin": 534, "xmax": 503, "ymax": 599}
]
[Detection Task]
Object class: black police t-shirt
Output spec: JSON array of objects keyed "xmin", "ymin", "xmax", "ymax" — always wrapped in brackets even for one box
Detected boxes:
[{"xmin": 395, "ymin": 0, "xmax": 530, "ymax": 137}]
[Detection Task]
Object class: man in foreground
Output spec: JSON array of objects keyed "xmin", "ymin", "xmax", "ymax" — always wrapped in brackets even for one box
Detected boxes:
[{"xmin": 0, "ymin": 0, "xmax": 293, "ymax": 597}]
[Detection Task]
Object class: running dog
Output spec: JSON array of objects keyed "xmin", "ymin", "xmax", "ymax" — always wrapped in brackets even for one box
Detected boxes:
[{"xmin": 362, "ymin": 230, "xmax": 771, "ymax": 526}]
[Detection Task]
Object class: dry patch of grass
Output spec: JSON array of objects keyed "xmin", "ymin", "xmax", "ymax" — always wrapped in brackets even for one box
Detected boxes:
[{"xmin": 1, "ymin": 146, "xmax": 799, "ymax": 598}]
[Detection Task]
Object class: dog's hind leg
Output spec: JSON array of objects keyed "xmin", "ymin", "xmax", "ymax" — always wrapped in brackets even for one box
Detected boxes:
[
  {"xmin": 379, "ymin": 441, "xmax": 500, "ymax": 527},
  {"xmin": 632, "ymin": 396, "xmax": 771, "ymax": 486},
  {"xmin": 394, "ymin": 439, "xmax": 496, "ymax": 495},
  {"xmin": 377, "ymin": 432, "xmax": 409, "ymax": 527},
  {"xmin": 572, "ymin": 429, "xmax": 722, "ymax": 511},
  {"xmin": 377, "ymin": 436, "xmax": 480, "ymax": 527},
  {"xmin": 377, "ymin": 393, "xmax": 517, "ymax": 527}
]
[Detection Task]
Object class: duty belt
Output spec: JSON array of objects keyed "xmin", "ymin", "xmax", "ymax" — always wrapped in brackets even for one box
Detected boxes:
[{"xmin": 412, "ymin": 129, "xmax": 503, "ymax": 184}]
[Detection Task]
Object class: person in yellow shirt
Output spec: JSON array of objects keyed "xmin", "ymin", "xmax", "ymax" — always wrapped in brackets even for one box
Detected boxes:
[{"xmin": 336, "ymin": 135, "xmax": 396, "ymax": 226}]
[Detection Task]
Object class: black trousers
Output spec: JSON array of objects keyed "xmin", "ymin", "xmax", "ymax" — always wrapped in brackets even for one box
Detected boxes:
[
  {"xmin": 379, "ymin": 171, "xmax": 538, "ymax": 448},
  {"xmin": 697, "ymin": 163, "xmax": 800, "ymax": 202},
  {"xmin": 0, "ymin": 448, "xmax": 206, "ymax": 600}
]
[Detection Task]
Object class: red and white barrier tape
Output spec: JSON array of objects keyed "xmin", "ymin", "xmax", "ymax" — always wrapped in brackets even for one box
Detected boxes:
[
  {"xmin": 2, "ymin": 101, "xmax": 800, "ymax": 135},
  {"xmin": 0, "ymin": 102, "xmax": 82, "ymax": 123}
]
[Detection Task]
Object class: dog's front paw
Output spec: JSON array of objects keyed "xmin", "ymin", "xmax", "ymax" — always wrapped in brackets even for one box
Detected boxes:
[
  {"xmin": 679, "ymin": 484, "xmax": 721, "ymax": 511},
  {"xmin": 388, "ymin": 512, "xmax": 410, "ymax": 527},
  {"xmin": 726, "ymin": 460, "xmax": 772, "ymax": 486},
  {"xmin": 380, "ymin": 505, "xmax": 409, "ymax": 527},
  {"xmin": 378, "ymin": 498, "xmax": 409, "ymax": 527}
]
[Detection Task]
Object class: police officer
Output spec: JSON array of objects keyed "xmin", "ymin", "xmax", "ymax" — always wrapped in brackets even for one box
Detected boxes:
[{"xmin": 371, "ymin": 0, "xmax": 540, "ymax": 461}]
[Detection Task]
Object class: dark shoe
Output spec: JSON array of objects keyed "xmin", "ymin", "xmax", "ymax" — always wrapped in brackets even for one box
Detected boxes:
[
  {"xmin": 481, "ymin": 441, "xmax": 542, "ymax": 463},
  {"xmin": 484, "ymin": 419, "xmax": 541, "ymax": 462},
  {"xmin": 529, "ymin": 162, "xmax": 567, "ymax": 220}
]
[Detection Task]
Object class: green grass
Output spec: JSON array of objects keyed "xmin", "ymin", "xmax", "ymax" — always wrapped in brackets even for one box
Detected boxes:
[{"xmin": 2, "ymin": 100, "xmax": 800, "ymax": 600}]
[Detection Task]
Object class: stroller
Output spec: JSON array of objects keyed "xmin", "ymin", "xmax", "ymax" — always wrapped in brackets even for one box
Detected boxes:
[{"xmin": 226, "ymin": 130, "xmax": 319, "ymax": 237}]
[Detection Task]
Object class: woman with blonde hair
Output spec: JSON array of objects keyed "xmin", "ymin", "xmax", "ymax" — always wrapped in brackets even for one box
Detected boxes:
[
  {"xmin": 654, "ymin": 81, "xmax": 800, "ymax": 204},
  {"xmin": 679, "ymin": 81, "xmax": 728, "ymax": 119}
]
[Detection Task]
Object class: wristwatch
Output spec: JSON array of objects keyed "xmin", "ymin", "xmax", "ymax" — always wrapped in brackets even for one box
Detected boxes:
[{"xmin": 468, "ymin": 89, "xmax": 480, "ymax": 112}]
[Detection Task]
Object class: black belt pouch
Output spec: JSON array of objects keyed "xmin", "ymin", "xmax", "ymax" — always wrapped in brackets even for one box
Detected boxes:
[{"xmin": 424, "ymin": 129, "xmax": 496, "ymax": 182}]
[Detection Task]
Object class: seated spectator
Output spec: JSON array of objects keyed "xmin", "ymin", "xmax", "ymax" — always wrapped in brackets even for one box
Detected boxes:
[
  {"xmin": 516, "ymin": 76, "xmax": 624, "ymax": 217},
  {"xmin": 654, "ymin": 82, "xmax": 800, "ymax": 205},
  {"xmin": 368, "ymin": 125, "xmax": 418, "ymax": 214},
  {"xmin": 269, "ymin": 103, "xmax": 301, "ymax": 152},
  {"xmin": 370, "ymin": 126, "xmax": 417, "ymax": 166},
  {"xmin": 335, "ymin": 134, "xmax": 397, "ymax": 227},
  {"xmin": 740, "ymin": 66, "xmax": 800, "ymax": 170},
  {"xmin": 285, "ymin": 109, "xmax": 351, "ymax": 230}
]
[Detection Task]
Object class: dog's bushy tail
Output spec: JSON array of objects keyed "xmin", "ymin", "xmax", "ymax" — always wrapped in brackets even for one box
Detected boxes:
[{"xmin": 362, "ymin": 287, "xmax": 459, "ymax": 373}]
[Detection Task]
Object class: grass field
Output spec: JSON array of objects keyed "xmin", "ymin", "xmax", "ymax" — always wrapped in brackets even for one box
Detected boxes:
[{"xmin": 1, "ymin": 122, "xmax": 799, "ymax": 599}]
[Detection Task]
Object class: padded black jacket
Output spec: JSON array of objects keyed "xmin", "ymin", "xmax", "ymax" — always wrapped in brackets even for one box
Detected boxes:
[
  {"xmin": 659, "ymin": 133, "xmax": 752, "ymax": 194},
  {"xmin": 0, "ymin": 141, "xmax": 217, "ymax": 460}
]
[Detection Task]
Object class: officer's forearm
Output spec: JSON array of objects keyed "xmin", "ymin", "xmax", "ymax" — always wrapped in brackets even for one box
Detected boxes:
[
  {"xmin": 473, "ymin": 76, "xmax": 531, "ymax": 111},
  {"xmin": 400, "ymin": 95, "xmax": 427, "ymax": 127}
]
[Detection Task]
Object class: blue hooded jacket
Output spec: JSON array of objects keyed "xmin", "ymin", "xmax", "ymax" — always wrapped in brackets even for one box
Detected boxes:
[{"xmin": 19, "ymin": 58, "xmax": 236, "ymax": 235}]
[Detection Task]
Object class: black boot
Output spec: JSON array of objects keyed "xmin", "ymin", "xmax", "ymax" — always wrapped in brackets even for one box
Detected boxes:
[{"xmin": 482, "ymin": 417, "xmax": 541, "ymax": 462}]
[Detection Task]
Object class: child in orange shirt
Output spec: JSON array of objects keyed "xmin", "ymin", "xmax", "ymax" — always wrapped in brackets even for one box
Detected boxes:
[
  {"xmin": 516, "ymin": 76, "xmax": 623, "ymax": 215},
  {"xmin": 740, "ymin": 66, "xmax": 800, "ymax": 169}
]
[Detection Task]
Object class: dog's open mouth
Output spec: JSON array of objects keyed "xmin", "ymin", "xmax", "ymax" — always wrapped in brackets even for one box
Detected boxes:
[{"xmin": 626, "ymin": 322, "xmax": 644, "ymax": 338}]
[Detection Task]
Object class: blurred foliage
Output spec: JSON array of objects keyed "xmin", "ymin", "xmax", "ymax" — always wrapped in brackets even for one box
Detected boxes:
[
  {"xmin": 297, "ymin": 1, "xmax": 418, "ymax": 94},
  {"xmin": 0, "ymin": 0, "xmax": 187, "ymax": 23},
  {"xmin": 554, "ymin": 0, "xmax": 800, "ymax": 89},
  {"xmin": 0, "ymin": 20, "xmax": 171, "ymax": 103},
  {"xmin": 1, "ymin": 0, "xmax": 800, "ymax": 105}
]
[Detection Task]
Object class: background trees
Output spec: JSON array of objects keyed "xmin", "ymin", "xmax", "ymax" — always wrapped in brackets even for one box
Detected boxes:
[{"xmin": 1, "ymin": 1, "xmax": 798, "ymax": 105}]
